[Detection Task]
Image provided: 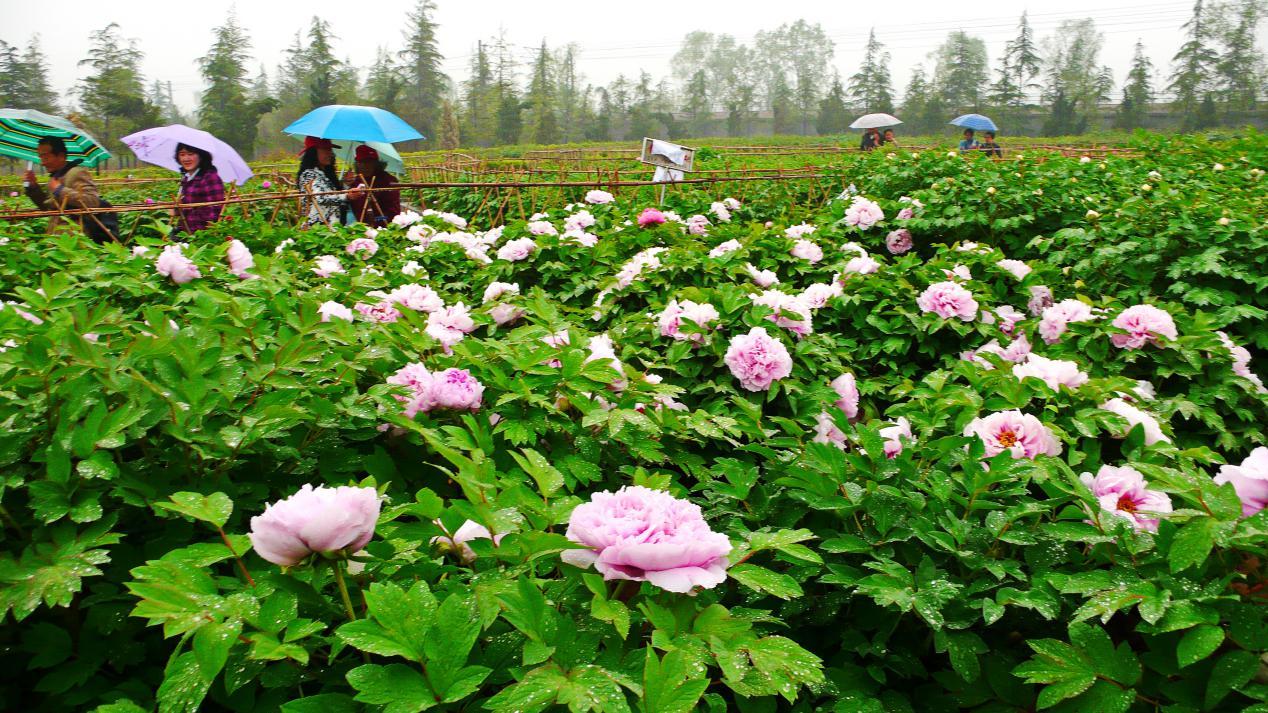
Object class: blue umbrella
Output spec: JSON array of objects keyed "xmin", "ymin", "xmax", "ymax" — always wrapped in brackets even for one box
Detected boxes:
[
  {"xmin": 949, "ymin": 114, "xmax": 998, "ymax": 132},
  {"xmin": 282, "ymin": 105, "xmax": 424, "ymax": 143}
]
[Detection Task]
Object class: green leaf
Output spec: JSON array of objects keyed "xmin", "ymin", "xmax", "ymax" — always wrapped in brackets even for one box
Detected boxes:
[
  {"xmin": 498, "ymin": 577, "xmax": 556, "ymax": 645},
  {"xmin": 641, "ymin": 648, "xmax": 708, "ymax": 713},
  {"xmin": 558, "ymin": 665, "xmax": 633, "ymax": 713},
  {"xmin": 92, "ymin": 702, "xmax": 151, "ymax": 713},
  {"xmin": 337, "ymin": 582, "xmax": 433, "ymax": 661},
  {"xmin": 0, "ymin": 519, "xmax": 121, "ymax": 621},
  {"xmin": 1177, "ymin": 624, "xmax": 1224, "ymax": 668},
  {"xmin": 156, "ymin": 652, "xmax": 213, "ymax": 713},
  {"xmin": 347, "ymin": 663, "xmax": 439, "ymax": 713},
  {"xmin": 1169, "ymin": 518, "xmax": 1217, "ymax": 573},
  {"xmin": 192, "ymin": 620, "xmax": 241, "ymax": 681},
  {"xmin": 744, "ymin": 635, "xmax": 825, "ymax": 702},
  {"xmin": 1205, "ymin": 649, "xmax": 1258, "ymax": 708},
  {"xmin": 279, "ymin": 694, "xmax": 358, "ymax": 713},
  {"xmin": 156, "ymin": 492, "xmax": 233, "ymax": 528},
  {"xmin": 483, "ymin": 666, "xmax": 568, "ymax": 713},
  {"xmin": 511, "ymin": 449, "xmax": 566, "ymax": 497},
  {"xmin": 728, "ymin": 564, "xmax": 803, "ymax": 599}
]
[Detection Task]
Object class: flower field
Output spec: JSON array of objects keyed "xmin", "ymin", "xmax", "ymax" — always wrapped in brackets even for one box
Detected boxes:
[{"xmin": 0, "ymin": 132, "xmax": 1266, "ymax": 712}]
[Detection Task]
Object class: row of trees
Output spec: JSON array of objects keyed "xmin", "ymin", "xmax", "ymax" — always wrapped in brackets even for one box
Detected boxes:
[{"xmin": 0, "ymin": 0, "xmax": 1263, "ymax": 157}]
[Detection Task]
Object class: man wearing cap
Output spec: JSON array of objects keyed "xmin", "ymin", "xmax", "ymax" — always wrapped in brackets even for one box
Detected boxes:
[
  {"xmin": 296, "ymin": 136, "xmax": 349, "ymax": 228},
  {"xmin": 343, "ymin": 145, "xmax": 402, "ymax": 227}
]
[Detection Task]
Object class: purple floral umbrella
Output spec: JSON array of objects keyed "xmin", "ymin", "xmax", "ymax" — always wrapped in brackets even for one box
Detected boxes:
[{"xmin": 120, "ymin": 124, "xmax": 254, "ymax": 186}]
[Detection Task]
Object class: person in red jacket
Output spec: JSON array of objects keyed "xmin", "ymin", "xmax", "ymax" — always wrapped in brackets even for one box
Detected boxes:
[{"xmin": 343, "ymin": 145, "xmax": 401, "ymax": 227}]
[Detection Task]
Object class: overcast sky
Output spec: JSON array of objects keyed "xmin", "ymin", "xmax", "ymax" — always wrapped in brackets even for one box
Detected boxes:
[{"xmin": 3, "ymin": 0, "xmax": 1259, "ymax": 112}]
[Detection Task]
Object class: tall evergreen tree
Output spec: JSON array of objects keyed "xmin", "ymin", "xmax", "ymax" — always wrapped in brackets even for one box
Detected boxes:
[
  {"xmin": 461, "ymin": 41, "xmax": 497, "ymax": 147},
  {"xmin": 523, "ymin": 40, "xmax": 558, "ymax": 144},
  {"xmin": 1041, "ymin": 19, "xmax": 1111, "ymax": 133},
  {"xmin": 0, "ymin": 37, "xmax": 58, "ymax": 112},
  {"xmin": 770, "ymin": 73, "xmax": 795, "ymax": 134},
  {"xmin": 588, "ymin": 87, "xmax": 613, "ymax": 141},
  {"xmin": 554, "ymin": 45, "xmax": 585, "ymax": 143},
  {"xmin": 683, "ymin": 69, "xmax": 711, "ymax": 136},
  {"xmin": 930, "ymin": 31, "xmax": 989, "ymax": 114},
  {"xmin": 492, "ymin": 34, "xmax": 521, "ymax": 145},
  {"xmin": 399, "ymin": 0, "xmax": 447, "ymax": 146},
  {"xmin": 1007, "ymin": 12, "xmax": 1043, "ymax": 99},
  {"xmin": 846, "ymin": 29, "xmax": 894, "ymax": 115},
  {"xmin": 1215, "ymin": 0, "xmax": 1264, "ymax": 114},
  {"xmin": 900, "ymin": 65, "xmax": 931, "ymax": 133},
  {"xmin": 199, "ymin": 12, "xmax": 274, "ymax": 155},
  {"xmin": 1168, "ymin": 0, "xmax": 1220, "ymax": 129},
  {"xmin": 1117, "ymin": 40, "xmax": 1155, "ymax": 130},
  {"xmin": 303, "ymin": 18, "xmax": 340, "ymax": 108},
  {"xmin": 439, "ymin": 100, "xmax": 460, "ymax": 149},
  {"xmin": 76, "ymin": 23, "xmax": 158, "ymax": 149},
  {"xmin": 364, "ymin": 47, "xmax": 403, "ymax": 112},
  {"xmin": 148, "ymin": 80, "xmax": 184, "ymax": 124},
  {"xmin": 1042, "ymin": 88, "xmax": 1086, "ymax": 135},
  {"xmin": 816, "ymin": 75, "xmax": 850, "ymax": 134}
]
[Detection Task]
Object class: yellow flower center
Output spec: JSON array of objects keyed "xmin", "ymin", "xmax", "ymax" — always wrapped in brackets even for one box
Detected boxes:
[{"xmin": 997, "ymin": 430, "xmax": 1018, "ymax": 448}]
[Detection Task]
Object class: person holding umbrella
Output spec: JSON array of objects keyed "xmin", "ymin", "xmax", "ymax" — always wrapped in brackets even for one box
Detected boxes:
[
  {"xmin": 296, "ymin": 136, "xmax": 349, "ymax": 228},
  {"xmin": 958, "ymin": 129, "xmax": 978, "ymax": 151},
  {"xmin": 343, "ymin": 145, "xmax": 401, "ymax": 227},
  {"xmin": 23, "ymin": 136, "xmax": 105, "ymax": 238},
  {"xmin": 172, "ymin": 143, "xmax": 225, "ymax": 234},
  {"xmin": 859, "ymin": 128, "xmax": 881, "ymax": 151}
]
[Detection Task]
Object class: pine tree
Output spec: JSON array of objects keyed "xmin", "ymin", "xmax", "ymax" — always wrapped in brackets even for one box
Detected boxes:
[
  {"xmin": 0, "ymin": 41, "xmax": 19, "ymax": 107},
  {"xmin": 900, "ymin": 65, "xmax": 930, "ymax": 133},
  {"xmin": 0, "ymin": 37, "xmax": 58, "ymax": 112},
  {"xmin": 1041, "ymin": 19, "xmax": 1110, "ymax": 134},
  {"xmin": 554, "ymin": 45, "xmax": 586, "ymax": 143},
  {"xmin": 846, "ymin": 29, "xmax": 894, "ymax": 114},
  {"xmin": 588, "ymin": 87, "xmax": 613, "ymax": 141},
  {"xmin": 770, "ymin": 73, "xmax": 795, "ymax": 134},
  {"xmin": 523, "ymin": 40, "xmax": 558, "ymax": 144},
  {"xmin": 1007, "ymin": 12, "xmax": 1043, "ymax": 98},
  {"xmin": 1117, "ymin": 40, "xmax": 1155, "ymax": 130},
  {"xmin": 439, "ymin": 100, "xmax": 460, "ymax": 149},
  {"xmin": 1042, "ymin": 89, "xmax": 1085, "ymax": 135},
  {"xmin": 77, "ymin": 23, "xmax": 159, "ymax": 149},
  {"xmin": 399, "ymin": 0, "xmax": 447, "ymax": 146},
  {"xmin": 461, "ymin": 41, "xmax": 497, "ymax": 147},
  {"xmin": 492, "ymin": 34, "xmax": 521, "ymax": 145},
  {"xmin": 816, "ymin": 76, "xmax": 850, "ymax": 134},
  {"xmin": 1168, "ymin": 0, "xmax": 1219, "ymax": 129},
  {"xmin": 303, "ymin": 18, "xmax": 340, "ymax": 108},
  {"xmin": 931, "ymin": 31, "xmax": 989, "ymax": 114},
  {"xmin": 683, "ymin": 69, "xmax": 711, "ymax": 136},
  {"xmin": 148, "ymin": 80, "xmax": 184, "ymax": 124},
  {"xmin": 364, "ymin": 47, "xmax": 403, "ymax": 112},
  {"xmin": 1215, "ymin": 0, "xmax": 1264, "ymax": 114},
  {"xmin": 199, "ymin": 12, "xmax": 272, "ymax": 155}
]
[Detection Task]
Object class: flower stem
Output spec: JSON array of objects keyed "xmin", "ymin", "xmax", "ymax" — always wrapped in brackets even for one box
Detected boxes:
[{"xmin": 333, "ymin": 561, "xmax": 358, "ymax": 621}]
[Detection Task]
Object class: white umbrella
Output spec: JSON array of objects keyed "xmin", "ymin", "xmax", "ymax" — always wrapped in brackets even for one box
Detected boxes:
[{"xmin": 849, "ymin": 113, "xmax": 903, "ymax": 129}]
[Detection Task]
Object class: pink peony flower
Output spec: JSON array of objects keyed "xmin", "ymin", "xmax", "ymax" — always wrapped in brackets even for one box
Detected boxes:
[
  {"xmin": 482, "ymin": 281, "xmax": 520, "ymax": 304},
  {"xmin": 725, "ymin": 327, "xmax": 793, "ymax": 391},
  {"xmin": 1214, "ymin": 447, "xmax": 1268, "ymax": 517},
  {"xmin": 790, "ymin": 239, "xmax": 824, "ymax": 263},
  {"xmin": 880, "ymin": 417, "xmax": 913, "ymax": 458},
  {"xmin": 261, "ymin": 180, "xmax": 272, "ymax": 189},
  {"xmin": 1218, "ymin": 331, "xmax": 1267, "ymax": 393},
  {"xmin": 564, "ymin": 210, "xmax": 596, "ymax": 232},
  {"xmin": 744, "ymin": 263, "xmax": 778, "ymax": 287},
  {"xmin": 637, "ymin": 208, "xmax": 666, "ymax": 227},
  {"xmin": 844, "ymin": 197, "xmax": 885, "ymax": 229},
  {"xmin": 917, "ymin": 281, "xmax": 979, "ymax": 321},
  {"xmin": 565, "ymin": 229, "xmax": 599, "ymax": 247},
  {"xmin": 658, "ymin": 299, "xmax": 720, "ymax": 343},
  {"xmin": 842, "ymin": 255, "xmax": 881, "ymax": 276},
  {"xmin": 709, "ymin": 202, "xmax": 732, "ymax": 222},
  {"xmin": 708, "ymin": 239, "xmax": 741, "ymax": 257},
  {"xmin": 813, "ymin": 411, "xmax": 847, "ymax": 448},
  {"xmin": 723, "ymin": 197, "xmax": 741, "ymax": 211},
  {"xmin": 831, "ymin": 373, "xmax": 859, "ymax": 420},
  {"xmin": 346, "ymin": 237, "xmax": 379, "ymax": 257},
  {"xmin": 425, "ymin": 303, "xmax": 475, "ymax": 348},
  {"xmin": 1110, "ymin": 304, "xmax": 1178, "ymax": 350},
  {"xmin": 944, "ymin": 264, "xmax": 972, "ymax": 282},
  {"xmin": 896, "ymin": 207, "xmax": 915, "ymax": 220},
  {"xmin": 750, "ymin": 290, "xmax": 813, "ymax": 337},
  {"xmin": 799, "ymin": 282, "xmax": 843, "ymax": 309},
  {"xmin": 1099, "ymin": 398, "xmax": 1170, "ymax": 445},
  {"xmin": 145, "ymin": 198, "xmax": 155, "ymax": 205},
  {"xmin": 248, "ymin": 484, "xmax": 381, "ymax": 567},
  {"xmin": 1038, "ymin": 299, "xmax": 1095, "ymax": 344},
  {"xmin": 993, "ymin": 305, "xmax": 1025, "ymax": 335},
  {"xmin": 354, "ymin": 301, "xmax": 403, "ymax": 323},
  {"xmin": 497, "ymin": 237, "xmax": 537, "ymax": 261},
  {"xmin": 561, "ymin": 486, "xmax": 732, "ymax": 593},
  {"xmin": 226, "ymin": 239, "xmax": 256, "ymax": 279},
  {"xmin": 318, "ymin": 300, "xmax": 354, "ymax": 322},
  {"xmin": 585, "ymin": 334, "xmax": 625, "ymax": 390},
  {"xmin": 131, "ymin": 245, "xmax": 150, "ymax": 257},
  {"xmin": 997, "ymin": 259, "xmax": 1032, "ymax": 280},
  {"xmin": 155, "ymin": 245, "xmax": 201, "ymax": 284},
  {"xmin": 432, "ymin": 520, "xmax": 505, "ymax": 563},
  {"xmin": 784, "ymin": 223, "xmax": 816, "ymax": 239},
  {"xmin": 1013, "ymin": 354, "xmax": 1089, "ymax": 391},
  {"xmin": 312, "ymin": 255, "xmax": 344, "ymax": 278},
  {"xmin": 430, "ymin": 368, "xmax": 485, "ymax": 410},
  {"xmin": 585, "ymin": 189, "xmax": 615, "ymax": 205},
  {"xmin": 1027, "ymin": 286, "xmax": 1054, "ymax": 316},
  {"xmin": 886, "ymin": 229, "xmax": 913, "ymax": 254},
  {"xmin": 526, "ymin": 220, "xmax": 558, "ymax": 236},
  {"xmin": 686, "ymin": 214, "xmax": 711, "ymax": 236},
  {"xmin": 388, "ymin": 284, "xmax": 444, "ymax": 313},
  {"xmin": 1081, "ymin": 465, "xmax": 1173, "ymax": 532},
  {"xmin": 963, "ymin": 335, "xmax": 1032, "ymax": 368},
  {"xmin": 964, "ymin": 410, "xmax": 1062, "ymax": 459}
]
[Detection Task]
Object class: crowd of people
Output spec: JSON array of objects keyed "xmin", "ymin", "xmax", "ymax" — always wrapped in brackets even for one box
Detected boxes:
[{"xmin": 20, "ymin": 125, "xmax": 1003, "ymax": 239}]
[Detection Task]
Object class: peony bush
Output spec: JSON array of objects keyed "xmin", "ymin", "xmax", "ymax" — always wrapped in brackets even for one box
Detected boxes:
[{"xmin": 0, "ymin": 138, "xmax": 1265, "ymax": 712}]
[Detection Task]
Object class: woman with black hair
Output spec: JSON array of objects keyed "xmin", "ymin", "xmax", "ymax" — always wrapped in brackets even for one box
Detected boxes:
[
  {"xmin": 173, "ymin": 143, "xmax": 226, "ymax": 234},
  {"xmin": 296, "ymin": 136, "xmax": 349, "ymax": 228}
]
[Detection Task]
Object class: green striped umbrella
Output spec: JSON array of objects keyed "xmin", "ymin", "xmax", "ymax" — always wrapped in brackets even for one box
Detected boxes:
[{"xmin": 0, "ymin": 108, "xmax": 112, "ymax": 167}]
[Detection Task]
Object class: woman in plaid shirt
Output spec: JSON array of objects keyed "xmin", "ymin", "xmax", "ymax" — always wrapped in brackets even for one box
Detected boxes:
[
  {"xmin": 173, "ymin": 144, "xmax": 225, "ymax": 235},
  {"xmin": 296, "ymin": 137, "xmax": 349, "ymax": 228}
]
